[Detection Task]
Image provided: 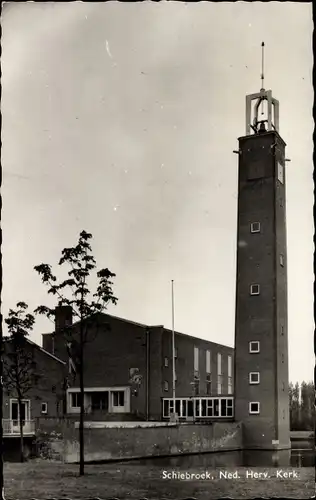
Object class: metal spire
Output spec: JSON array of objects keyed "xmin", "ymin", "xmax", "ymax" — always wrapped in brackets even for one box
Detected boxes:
[{"xmin": 261, "ymin": 41, "xmax": 265, "ymax": 91}]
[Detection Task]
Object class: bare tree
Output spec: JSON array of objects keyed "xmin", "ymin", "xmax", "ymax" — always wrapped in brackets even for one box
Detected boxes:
[
  {"xmin": 34, "ymin": 230, "xmax": 117, "ymax": 476},
  {"xmin": 3, "ymin": 302, "xmax": 39, "ymax": 462}
]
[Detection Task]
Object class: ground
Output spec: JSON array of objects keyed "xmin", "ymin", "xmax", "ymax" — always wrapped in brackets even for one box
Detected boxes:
[{"xmin": 4, "ymin": 461, "xmax": 315, "ymax": 499}]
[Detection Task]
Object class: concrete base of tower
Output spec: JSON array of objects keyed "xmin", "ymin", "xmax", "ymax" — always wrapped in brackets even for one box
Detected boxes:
[
  {"xmin": 238, "ymin": 421, "xmax": 291, "ymax": 450},
  {"xmin": 243, "ymin": 441, "xmax": 291, "ymax": 451}
]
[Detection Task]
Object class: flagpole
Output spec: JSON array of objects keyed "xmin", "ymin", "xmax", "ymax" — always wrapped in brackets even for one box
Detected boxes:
[{"xmin": 171, "ymin": 280, "xmax": 176, "ymax": 419}]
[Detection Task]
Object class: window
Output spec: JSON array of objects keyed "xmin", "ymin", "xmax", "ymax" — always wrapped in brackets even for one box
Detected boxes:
[
  {"xmin": 249, "ymin": 372, "xmax": 260, "ymax": 384},
  {"xmin": 174, "ymin": 348, "xmax": 178, "ymax": 359},
  {"xmin": 112, "ymin": 391, "xmax": 124, "ymax": 407},
  {"xmin": 250, "ymin": 222, "xmax": 261, "ymax": 233},
  {"xmin": 164, "ymin": 381, "xmax": 169, "ymax": 392},
  {"xmin": 206, "ymin": 374, "xmax": 212, "ymax": 395},
  {"xmin": 249, "ymin": 402, "xmax": 260, "ymax": 414},
  {"xmin": 277, "ymin": 162, "xmax": 284, "ymax": 184},
  {"xmin": 164, "ymin": 357, "xmax": 169, "ymax": 367},
  {"xmin": 217, "ymin": 353, "xmax": 222, "ymax": 394},
  {"xmin": 41, "ymin": 402, "xmax": 48, "ymax": 414},
  {"xmin": 281, "ymin": 354, "xmax": 284, "ymax": 364},
  {"xmin": 206, "ymin": 350, "xmax": 211, "ymax": 374},
  {"xmin": 175, "ymin": 372, "xmax": 177, "ymax": 382},
  {"xmin": 250, "ymin": 284, "xmax": 260, "ymax": 295},
  {"xmin": 194, "ymin": 346, "xmax": 199, "ymax": 372},
  {"xmin": 227, "ymin": 355, "xmax": 233, "ymax": 394},
  {"xmin": 280, "ymin": 254, "xmax": 284, "ymax": 267},
  {"xmin": 71, "ymin": 392, "xmax": 82, "ymax": 408},
  {"xmin": 280, "ymin": 198, "xmax": 284, "ymax": 207},
  {"xmin": 194, "ymin": 370, "xmax": 200, "ymax": 396},
  {"xmin": 249, "ymin": 341, "xmax": 260, "ymax": 353},
  {"xmin": 281, "ymin": 325, "xmax": 284, "ymax": 336}
]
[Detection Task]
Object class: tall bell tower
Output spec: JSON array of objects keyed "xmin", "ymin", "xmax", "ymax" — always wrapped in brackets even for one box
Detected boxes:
[{"xmin": 234, "ymin": 43, "xmax": 290, "ymax": 449}]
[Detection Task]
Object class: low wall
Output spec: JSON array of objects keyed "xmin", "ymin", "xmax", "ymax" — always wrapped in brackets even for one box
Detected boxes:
[{"xmin": 62, "ymin": 421, "xmax": 242, "ymax": 463}]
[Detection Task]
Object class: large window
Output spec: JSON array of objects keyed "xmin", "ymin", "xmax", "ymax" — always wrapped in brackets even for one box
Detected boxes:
[
  {"xmin": 163, "ymin": 397, "xmax": 234, "ymax": 419},
  {"xmin": 112, "ymin": 391, "xmax": 125, "ymax": 407},
  {"xmin": 71, "ymin": 392, "xmax": 82, "ymax": 408}
]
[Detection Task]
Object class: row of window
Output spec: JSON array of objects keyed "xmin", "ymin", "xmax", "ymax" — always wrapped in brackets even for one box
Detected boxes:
[
  {"xmin": 70, "ymin": 390, "xmax": 125, "ymax": 409},
  {"xmin": 164, "ymin": 350, "xmax": 233, "ymax": 396},
  {"xmin": 163, "ymin": 397, "xmax": 234, "ymax": 419}
]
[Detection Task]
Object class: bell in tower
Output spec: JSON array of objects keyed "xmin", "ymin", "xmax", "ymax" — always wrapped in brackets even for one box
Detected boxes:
[{"xmin": 245, "ymin": 43, "xmax": 280, "ymax": 136}]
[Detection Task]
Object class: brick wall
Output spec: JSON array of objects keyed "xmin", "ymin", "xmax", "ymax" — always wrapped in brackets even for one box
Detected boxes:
[
  {"xmin": 43, "ymin": 311, "xmax": 234, "ymax": 422},
  {"xmin": 3, "ymin": 341, "xmax": 66, "ymax": 420},
  {"xmin": 62, "ymin": 421, "xmax": 242, "ymax": 463}
]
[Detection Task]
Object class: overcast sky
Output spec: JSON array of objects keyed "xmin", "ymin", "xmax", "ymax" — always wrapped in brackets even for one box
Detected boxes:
[{"xmin": 2, "ymin": 2, "xmax": 313, "ymax": 384}]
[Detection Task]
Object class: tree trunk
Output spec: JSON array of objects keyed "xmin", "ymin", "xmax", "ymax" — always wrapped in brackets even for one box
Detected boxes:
[
  {"xmin": 18, "ymin": 397, "xmax": 24, "ymax": 463},
  {"xmin": 79, "ymin": 322, "xmax": 84, "ymax": 476}
]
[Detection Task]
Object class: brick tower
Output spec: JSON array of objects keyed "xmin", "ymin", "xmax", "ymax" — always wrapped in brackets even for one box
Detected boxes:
[{"xmin": 234, "ymin": 45, "xmax": 290, "ymax": 450}]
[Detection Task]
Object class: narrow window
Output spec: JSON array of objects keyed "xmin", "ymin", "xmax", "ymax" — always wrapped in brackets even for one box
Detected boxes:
[
  {"xmin": 206, "ymin": 350, "xmax": 211, "ymax": 374},
  {"xmin": 41, "ymin": 402, "xmax": 48, "ymax": 414},
  {"xmin": 194, "ymin": 346, "xmax": 199, "ymax": 372},
  {"xmin": 277, "ymin": 162, "xmax": 284, "ymax": 184},
  {"xmin": 249, "ymin": 372, "xmax": 260, "ymax": 384},
  {"xmin": 164, "ymin": 357, "xmax": 169, "ymax": 367},
  {"xmin": 164, "ymin": 381, "xmax": 169, "ymax": 392},
  {"xmin": 250, "ymin": 284, "xmax": 260, "ymax": 295},
  {"xmin": 217, "ymin": 353, "xmax": 222, "ymax": 394},
  {"xmin": 174, "ymin": 348, "xmax": 178, "ymax": 359},
  {"xmin": 249, "ymin": 341, "xmax": 260, "ymax": 353},
  {"xmin": 281, "ymin": 325, "xmax": 284, "ymax": 336},
  {"xmin": 250, "ymin": 222, "xmax": 261, "ymax": 233},
  {"xmin": 280, "ymin": 254, "xmax": 284, "ymax": 267},
  {"xmin": 227, "ymin": 355, "xmax": 233, "ymax": 394},
  {"xmin": 249, "ymin": 402, "xmax": 260, "ymax": 414},
  {"xmin": 206, "ymin": 373, "xmax": 212, "ymax": 395}
]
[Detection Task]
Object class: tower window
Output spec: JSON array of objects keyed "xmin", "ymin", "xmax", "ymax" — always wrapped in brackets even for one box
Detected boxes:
[
  {"xmin": 280, "ymin": 254, "xmax": 284, "ymax": 267},
  {"xmin": 277, "ymin": 162, "xmax": 284, "ymax": 184},
  {"xmin": 280, "ymin": 325, "xmax": 284, "ymax": 336},
  {"xmin": 249, "ymin": 402, "xmax": 260, "ymax": 415},
  {"xmin": 164, "ymin": 357, "xmax": 169, "ymax": 367},
  {"xmin": 249, "ymin": 341, "xmax": 260, "ymax": 353},
  {"xmin": 249, "ymin": 372, "xmax": 260, "ymax": 384},
  {"xmin": 250, "ymin": 222, "xmax": 261, "ymax": 233},
  {"xmin": 164, "ymin": 381, "xmax": 169, "ymax": 392},
  {"xmin": 250, "ymin": 284, "xmax": 260, "ymax": 295}
]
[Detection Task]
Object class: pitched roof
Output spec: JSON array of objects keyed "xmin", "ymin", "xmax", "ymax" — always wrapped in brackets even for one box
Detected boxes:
[{"xmin": 4, "ymin": 336, "xmax": 66, "ymax": 365}]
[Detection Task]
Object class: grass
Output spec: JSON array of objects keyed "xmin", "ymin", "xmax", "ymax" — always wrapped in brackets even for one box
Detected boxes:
[{"xmin": 3, "ymin": 460, "xmax": 315, "ymax": 499}]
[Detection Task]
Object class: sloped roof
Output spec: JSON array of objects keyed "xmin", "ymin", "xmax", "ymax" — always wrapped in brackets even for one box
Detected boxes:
[{"xmin": 3, "ymin": 336, "xmax": 66, "ymax": 365}]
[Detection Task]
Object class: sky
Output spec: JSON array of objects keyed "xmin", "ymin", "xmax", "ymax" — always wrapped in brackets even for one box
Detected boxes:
[{"xmin": 2, "ymin": 2, "xmax": 313, "ymax": 384}]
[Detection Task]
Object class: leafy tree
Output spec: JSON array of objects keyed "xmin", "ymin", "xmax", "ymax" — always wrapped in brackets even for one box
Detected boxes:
[
  {"xmin": 34, "ymin": 230, "xmax": 117, "ymax": 476},
  {"xmin": 3, "ymin": 302, "xmax": 39, "ymax": 462},
  {"xmin": 289, "ymin": 381, "xmax": 315, "ymax": 431}
]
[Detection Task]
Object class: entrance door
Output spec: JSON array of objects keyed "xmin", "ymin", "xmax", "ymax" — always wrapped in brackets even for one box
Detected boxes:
[{"xmin": 10, "ymin": 400, "xmax": 30, "ymax": 432}]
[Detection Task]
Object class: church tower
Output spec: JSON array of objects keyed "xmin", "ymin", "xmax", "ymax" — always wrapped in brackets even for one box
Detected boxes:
[{"xmin": 234, "ymin": 43, "xmax": 290, "ymax": 449}]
